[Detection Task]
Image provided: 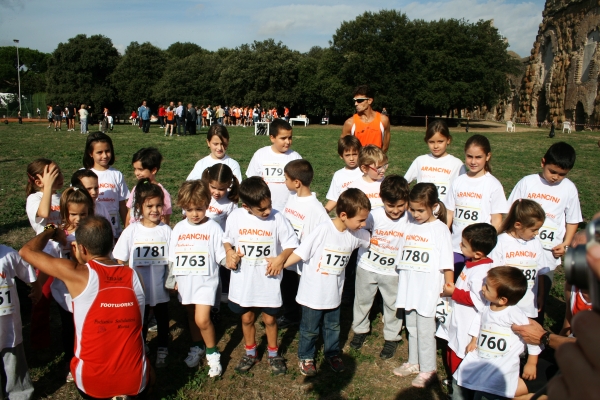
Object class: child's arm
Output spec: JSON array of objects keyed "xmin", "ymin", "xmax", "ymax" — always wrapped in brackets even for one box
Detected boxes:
[
  {"xmin": 266, "ymin": 248, "xmax": 295, "ymax": 276},
  {"xmin": 560, "ymin": 284, "xmax": 573, "ymax": 336},
  {"xmin": 446, "ymin": 210, "xmax": 453, "ymax": 229},
  {"xmin": 119, "ymin": 200, "xmax": 128, "ymax": 229},
  {"xmin": 522, "ymin": 354, "xmax": 538, "ymax": 380},
  {"xmin": 124, "ymin": 209, "xmax": 131, "ymax": 228},
  {"xmin": 36, "ymin": 164, "xmax": 60, "ymax": 218},
  {"xmin": 324, "ymin": 200, "xmax": 336, "ymax": 213},
  {"xmin": 552, "ymin": 223, "xmax": 578, "ymax": 258},
  {"xmin": 443, "ymin": 269, "xmax": 454, "ymax": 288},
  {"xmin": 223, "ymin": 243, "xmax": 240, "ymax": 270},
  {"xmin": 537, "ymin": 274, "xmax": 545, "ymax": 312},
  {"xmin": 28, "ymin": 279, "xmax": 42, "ymax": 304},
  {"xmin": 490, "ymin": 213, "xmax": 503, "ymax": 232},
  {"xmin": 442, "ymin": 282, "xmax": 455, "ymax": 297},
  {"xmin": 465, "ymin": 335, "xmax": 477, "ymax": 353}
]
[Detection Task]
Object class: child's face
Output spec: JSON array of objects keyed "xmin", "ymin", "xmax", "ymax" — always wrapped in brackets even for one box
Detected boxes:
[
  {"xmin": 383, "ymin": 199, "xmax": 407, "ymax": 220},
  {"xmin": 341, "ymin": 149, "xmax": 359, "ymax": 169},
  {"xmin": 79, "ymin": 177, "xmax": 99, "ymax": 200},
  {"xmin": 459, "ymin": 237, "xmax": 476, "ymax": 259},
  {"xmin": 209, "ymin": 180, "xmax": 229, "ymax": 200},
  {"xmin": 91, "ymin": 142, "xmax": 112, "ymax": 169},
  {"xmin": 540, "ymin": 160, "xmax": 570, "ymax": 185},
  {"xmin": 132, "ymin": 161, "xmax": 157, "ymax": 181},
  {"xmin": 184, "ymin": 203, "xmax": 207, "ymax": 224},
  {"xmin": 207, "ymin": 135, "xmax": 228, "ymax": 159},
  {"xmin": 270, "ymin": 129, "xmax": 293, "ymax": 154},
  {"xmin": 408, "ymin": 201, "xmax": 434, "ymax": 224},
  {"xmin": 482, "ymin": 279, "xmax": 504, "ymax": 305},
  {"xmin": 284, "ymin": 173, "xmax": 297, "ymax": 191},
  {"xmin": 514, "ymin": 220, "xmax": 543, "ymax": 241},
  {"xmin": 341, "ymin": 208, "xmax": 370, "ymax": 231},
  {"xmin": 141, "ymin": 196, "xmax": 163, "ymax": 223},
  {"xmin": 362, "ymin": 162, "xmax": 387, "ymax": 181},
  {"xmin": 427, "ymin": 132, "xmax": 451, "ymax": 158},
  {"xmin": 465, "ymin": 145, "xmax": 490, "ymax": 175},
  {"xmin": 68, "ymin": 203, "xmax": 89, "ymax": 229},
  {"xmin": 243, "ymin": 198, "xmax": 272, "ymax": 220}
]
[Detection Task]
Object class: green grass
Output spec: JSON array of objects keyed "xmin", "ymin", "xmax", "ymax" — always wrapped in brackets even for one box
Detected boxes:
[{"xmin": 1, "ymin": 121, "xmax": 599, "ymax": 399}]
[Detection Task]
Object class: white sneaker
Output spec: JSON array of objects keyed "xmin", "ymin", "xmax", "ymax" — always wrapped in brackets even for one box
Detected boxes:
[
  {"xmin": 66, "ymin": 371, "xmax": 74, "ymax": 382},
  {"xmin": 206, "ymin": 352, "xmax": 222, "ymax": 377},
  {"xmin": 184, "ymin": 345, "xmax": 205, "ymax": 368},
  {"xmin": 155, "ymin": 347, "xmax": 168, "ymax": 368}
]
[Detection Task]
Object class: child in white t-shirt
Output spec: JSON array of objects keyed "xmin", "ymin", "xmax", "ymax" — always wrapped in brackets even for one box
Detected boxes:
[
  {"xmin": 168, "ymin": 180, "xmax": 226, "ymax": 377},
  {"xmin": 113, "ymin": 179, "xmax": 172, "ymax": 369},
  {"xmin": 25, "ymin": 158, "xmax": 64, "ymax": 234},
  {"xmin": 445, "ymin": 134, "xmax": 508, "ymax": 278},
  {"xmin": 70, "ymin": 169, "xmax": 117, "ymax": 238},
  {"xmin": 0, "ymin": 244, "xmax": 40, "ymax": 399},
  {"xmin": 454, "ymin": 266, "xmax": 541, "ymax": 399},
  {"xmin": 246, "ymin": 119, "xmax": 302, "ymax": 212},
  {"xmin": 404, "ymin": 120, "xmax": 465, "ymax": 204},
  {"xmin": 348, "ymin": 144, "xmax": 387, "ymax": 210},
  {"xmin": 489, "ymin": 199, "xmax": 551, "ymax": 319},
  {"xmin": 437, "ymin": 223, "xmax": 497, "ymax": 392},
  {"xmin": 125, "ymin": 147, "xmax": 172, "ymax": 226},
  {"xmin": 187, "ymin": 125, "xmax": 243, "ymax": 182},
  {"xmin": 393, "ymin": 183, "xmax": 454, "ymax": 388},
  {"xmin": 83, "ymin": 132, "xmax": 130, "ymax": 237},
  {"xmin": 282, "ymin": 188, "xmax": 371, "ymax": 376},
  {"xmin": 279, "ymin": 160, "xmax": 330, "ymax": 328},
  {"xmin": 350, "ymin": 175, "xmax": 410, "ymax": 359},
  {"xmin": 223, "ymin": 177, "xmax": 298, "ymax": 375},
  {"xmin": 324, "ymin": 135, "xmax": 363, "ymax": 212}
]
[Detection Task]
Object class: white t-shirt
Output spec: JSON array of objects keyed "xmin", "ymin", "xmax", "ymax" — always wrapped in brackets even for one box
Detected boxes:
[
  {"xmin": 169, "ymin": 219, "xmax": 225, "ymax": 306},
  {"xmin": 186, "ymin": 154, "xmax": 243, "ymax": 183},
  {"xmin": 326, "ymin": 167, "xmax": 363, "ymax": 202},
  {"xmin": 347, "ymin": 177, "xmax": 383, "ymax": 209},
  {"xmin": 0, "ymin": 245, "xmax": 37, "ymax": 350},
  {"xmin": 95, "ymin": 199, "xmax": 118, "ymax": 238},
  {"xmin": 91, "ymin": 167, "xmax": 130, "ymax": 236},
  {"xmin": 404, "ymin": 153, "xmax": 466, "ymax": 203},
  {"xmin": 489, "ymin": 233, "xmax": 551, "ymax": 317},
  {"xmin": 395, "ymin": 219, "xmax": 453, "ymax": 317},
  {"xmin": 455, "ymin": 305, "xmax": 542, "ymax": 398},
  {"xmin": 508, "ymin": 174, "xmax": 582, "ymax": 255},
  {"xmin": 282, "ymin": 193, "xmax": 330, "ymax": 273},
  {"xmin": 245, "ymin": 146, "xmax": 302, "ymax": 212},
  {"xmin": 207, "ymin": 197, "xmax": 237, "ymax": 231},
  {"xmin": 26, "ymin": 192, "xmax": 61, "ymax": 234},
  {"xmin": 295, "ymin": 220, "xmax": 370, "ymax": 309},
  {"xmin": 358, "ymin": 208, "xmax": 410, "ymax": 276},
  {"xmin": 112, "ymin": 222, "xmax": 171, "ymax": 306},
  {"xmin": 444, "ymin": 259, "xmax": 492, "ymax": 358},
  {"xmin": 446, "ymin": 173, "xmax": 509, "ymax": 253},
  {"xmin": 49, "ymin": 233, "xmax": 75, "ymax": 311},
  {"xmin": 223, "ymin": 208, "xmax": 299, "ymax": 307}
]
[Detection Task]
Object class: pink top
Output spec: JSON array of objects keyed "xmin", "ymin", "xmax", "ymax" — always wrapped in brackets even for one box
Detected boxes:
[{"xmin": 126, "ymin": 182, "xmax": 172, "ymax": 223}]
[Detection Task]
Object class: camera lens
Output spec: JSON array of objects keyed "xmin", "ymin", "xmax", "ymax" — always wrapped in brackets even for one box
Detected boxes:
[{"xmin": 564, "ymin": 246, "xmax": 589, "ymax": 289}]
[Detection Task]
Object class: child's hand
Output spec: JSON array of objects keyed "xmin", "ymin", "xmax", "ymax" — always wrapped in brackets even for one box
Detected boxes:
[
  {"xmin": 442, "ymin": 282, "xmax": 455, "ymax": 297},
  {"xmin": 466, "ymin": 341, "xmax": 477, "ymax": 353},
  {"xmin": 266, "ymin": 256, "xmax": 284, "ymax": 276},
  {"xmin": 225, "ymin": 248, "xmax": 241, "ymax": 270},
  {"xmin": 38, "ymin": 163, "xmax": 60, "ymax": 190},
  {"xmin": 537, "ymin": 298, "xmax": 544, "ymax": 313},
  {"xmin": 551, "ymin": 243, "xmax": 566, "ymax": 259},
  {"xmin": 522, "ymin": 362, "xmax": 537, "ymax": 380}
]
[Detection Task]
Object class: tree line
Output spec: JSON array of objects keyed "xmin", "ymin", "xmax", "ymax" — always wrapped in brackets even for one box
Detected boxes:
[{"xmin": 0, "ymin": 10, "xmax": 521, "ymax": 120}]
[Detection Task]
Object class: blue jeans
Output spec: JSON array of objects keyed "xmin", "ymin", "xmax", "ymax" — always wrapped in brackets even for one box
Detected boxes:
[
  {"xmin": 298, "ymin": 305, "xmax": 340, "ymax": 360},
  {"xmin": 80, "ymin": 119, "xmax": 87, "ymax": 133},
  {"xmin": 177, "ymin": 117, "xmax": 185, "ymax": 134}
]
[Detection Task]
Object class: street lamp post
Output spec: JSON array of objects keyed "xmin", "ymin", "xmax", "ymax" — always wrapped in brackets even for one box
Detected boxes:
[{"xmin": 13, "ymin": 39, "xmax": 21, "ymax": 112}]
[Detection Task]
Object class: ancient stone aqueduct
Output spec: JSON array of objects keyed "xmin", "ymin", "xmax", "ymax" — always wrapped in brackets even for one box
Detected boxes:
[{"xmin": 493, "ymin": 0, "xmax": 599, "ymax": 130}]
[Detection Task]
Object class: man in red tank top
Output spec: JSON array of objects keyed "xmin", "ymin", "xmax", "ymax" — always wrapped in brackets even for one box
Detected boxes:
[
  {"xmin": 341, "ymin": 85, "xmax": 391, "ymax": 153},
  {"xmin": 20, "ymin": 216, "xmax": 151, "ymax": 400}
]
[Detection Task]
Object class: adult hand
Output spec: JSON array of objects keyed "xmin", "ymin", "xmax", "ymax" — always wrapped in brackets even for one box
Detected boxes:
[{"xmin": 512, "ymin": 318, "xmax": 545, "ymax": 345}]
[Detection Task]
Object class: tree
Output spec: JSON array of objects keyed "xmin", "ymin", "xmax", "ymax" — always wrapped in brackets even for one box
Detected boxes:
[
  {"xmin": 111, "ymin": 42, "xmax": 166, "ymax": 112},
  {"xmin": 0, "ymin": 46, "xmax": 49, "ymax": 94},
  {"xmin": 165, "ymin": 42, "xmax": 206, "ymax": 59},
  {"xmin": 46, "ymin": 34, "xmax": 120, "ymax": 113}
]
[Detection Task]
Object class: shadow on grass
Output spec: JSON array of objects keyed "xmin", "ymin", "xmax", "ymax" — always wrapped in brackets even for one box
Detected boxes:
[{"xmin": 393, "ymin": 379, "xmax": 447, "ymax": 400}]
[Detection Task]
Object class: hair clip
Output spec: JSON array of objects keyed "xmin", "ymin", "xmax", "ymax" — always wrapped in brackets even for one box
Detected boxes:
[
  {"xmin": 433, "ymin": 203, "xmax": 441, "ymax": 217},
  {"xmin": 73, "ymin": 187, "xmax": 79, "ymax": 191}
]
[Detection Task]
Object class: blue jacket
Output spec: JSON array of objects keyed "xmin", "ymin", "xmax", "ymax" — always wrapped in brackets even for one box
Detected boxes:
[{"xmin": 139, "ymin": 105, "xmax": 151, "ymax": 120}]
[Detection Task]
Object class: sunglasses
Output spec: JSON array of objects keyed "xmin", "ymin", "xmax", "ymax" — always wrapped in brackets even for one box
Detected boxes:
[
  {"xmin": 368, "ymin": 163, "xmax": 389, "ymax": 173},
  {"xmin": 353, "ymin": 98, "xmax": 369, "ymax": 103}
]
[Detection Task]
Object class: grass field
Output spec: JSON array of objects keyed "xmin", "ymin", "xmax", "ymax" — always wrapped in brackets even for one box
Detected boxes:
[{"xmin": 0, "ymin": 121, "xmax": 599, "ymax": 399}]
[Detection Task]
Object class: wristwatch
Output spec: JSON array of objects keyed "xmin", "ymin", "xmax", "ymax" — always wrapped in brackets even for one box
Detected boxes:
[
  {"xmin": 540, "ymin": 330, "xmax": 551, "ymax": 346},
  {"xmin": 43, "ymin": 223, "xmax": 57, "ymax": 232}
]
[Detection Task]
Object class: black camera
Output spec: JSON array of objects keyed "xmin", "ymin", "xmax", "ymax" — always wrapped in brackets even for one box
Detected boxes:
[{"xmin": 564, "ymin": 219, "xmax": 600, "ymax": 312}]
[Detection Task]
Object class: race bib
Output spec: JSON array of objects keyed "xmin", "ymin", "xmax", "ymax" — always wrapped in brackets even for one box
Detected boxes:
[
  {"xmin": 453, "ymin": 203, "xmax": 482, "ymax": 227},
  {"xmin": 238, "ymin": 235, "xmax": 274, "ymax": 269},
  {"xmin": 108, "ymin": 210, "xmax": 119, "ymax": 227},
  {"xmin": 360, "ymin": 244, "xmax": 397, "ymax": 272},
  {"xmin": 288, "ymin": 220, "xmax": 304, "ymax": 240},
  {"xmin": 319, "ymin": 244, "xmax": 352, "ymax": 275},
  {"xmin": 397, "ymin": 245, "xmax": 433, "ymax": 272},
  {"xmin": 478, "ymin": 324, "xmax": 511, "ymax": 359},
  {"xmin": 263, "ymin": 163, "xmax": 285, "ymax": 183},
  {"xmin": 173, "ymin": 243, "xmax": 209, "ymax": 276},
  {"xmin": 432, "ymin": 182, "xmax": 449, "ymax": 200},
  {"xmin": 0, "ymin": 281, "xmax": 15, "ymax": 315},
  {"xmin": 436, "ymin": 297, "xmax": 452, "ymax": 326},
  {"xmin": 506, "ymin": 260, "xmax": 538, "ymax": 289},
  {"xmin": 538, "ymin": 219, "xmax": 560, "ymax": 250},
  {"xmin": 132, "ymin": 237, "xmax": 168, "ymax": 268}
]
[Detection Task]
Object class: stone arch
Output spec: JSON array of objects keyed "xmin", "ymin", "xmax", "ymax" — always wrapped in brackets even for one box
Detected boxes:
[{"xmin": 575, "ymin": 101, "xmax": 586, "ymax": 131}]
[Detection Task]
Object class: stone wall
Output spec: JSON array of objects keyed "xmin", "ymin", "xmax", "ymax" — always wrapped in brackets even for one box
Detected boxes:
[{"xmin": 518, "ymin": 0, "xmax": 600, "ymax": 129}]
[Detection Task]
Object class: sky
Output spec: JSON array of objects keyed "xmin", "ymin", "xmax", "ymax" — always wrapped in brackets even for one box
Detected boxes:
[{"xmin": 0, "ymin": 0, "xmax": 545, "ymax": 57}]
